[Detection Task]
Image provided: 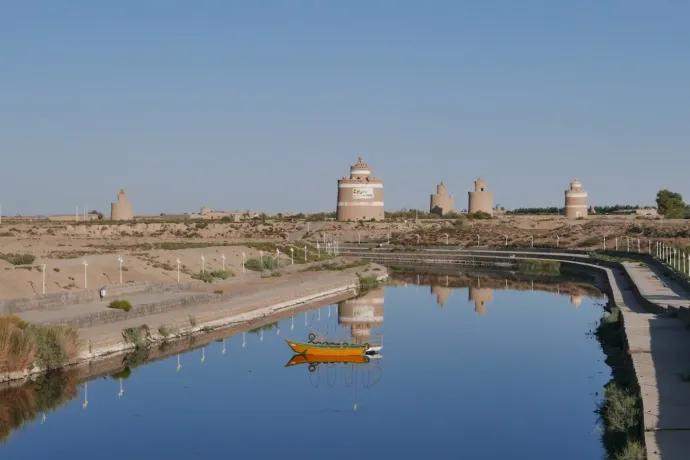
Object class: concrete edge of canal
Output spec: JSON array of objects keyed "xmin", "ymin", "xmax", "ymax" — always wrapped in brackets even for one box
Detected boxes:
[{"xmin": 0, "ymin": 270, "xmax": 389, "ymax": 386}]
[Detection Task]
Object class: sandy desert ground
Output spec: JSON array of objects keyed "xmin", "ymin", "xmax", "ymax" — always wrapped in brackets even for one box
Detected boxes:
[{"xmin": 0, "ymin": 214, "xmax": 687, "ymax": 300}]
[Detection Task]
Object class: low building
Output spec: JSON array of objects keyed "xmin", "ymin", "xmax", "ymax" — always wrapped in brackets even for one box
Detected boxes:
[{"xmin": 636, "ymin": 208, "xmax": 658, "ymax": 217}]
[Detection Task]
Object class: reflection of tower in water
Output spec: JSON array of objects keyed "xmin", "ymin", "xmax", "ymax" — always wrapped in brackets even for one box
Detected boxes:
[
  {"xmin": 338, "ymin": 287, "xmax": 384, "ymax": 344},
  {"xmin": 431, "ymin": 285, "xmax": 454, "ymax": 307},
  {"xmin": 570, "ymin": 295, "xmax": 582, "ymax": 308},
  {"xmin": 468, "ymin": 278, "xmax": 493, "ymax": 315}
]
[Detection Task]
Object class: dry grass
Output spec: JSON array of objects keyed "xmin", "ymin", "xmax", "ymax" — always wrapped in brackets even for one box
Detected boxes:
[
  {"xmin": 0, "ymin": 316, "xmax": 79, "ymax": 372},
  {"xmin": 0, "ymin": 316, "xmax": 35, "ymax": 373}
]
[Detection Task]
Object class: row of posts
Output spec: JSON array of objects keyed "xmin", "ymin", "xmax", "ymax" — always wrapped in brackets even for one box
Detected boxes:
[{"xmin": 36, "ymin": 244, "xmax": 324, "ymax": 296}]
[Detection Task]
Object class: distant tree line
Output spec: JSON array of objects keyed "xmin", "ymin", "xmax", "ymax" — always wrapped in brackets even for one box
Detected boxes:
[{"xmin": 507, "ymin": 205, "xmax": 649, "ymax": 215}]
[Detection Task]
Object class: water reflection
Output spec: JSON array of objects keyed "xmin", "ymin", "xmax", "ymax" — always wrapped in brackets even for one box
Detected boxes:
[
  {"xmin": 0, "ymin": 271, "xmax": 608, "ymax": 458},
  {"xmin": 337, "ymin": 288, "xmax": 384, "ymax": 344},
  {"xmin": 0, "ymin": 373, "xmax": 78, "ymax": 444},
  {"xmin": 396, "ymin": 269, "xmax": 605, "ymax": 317}
]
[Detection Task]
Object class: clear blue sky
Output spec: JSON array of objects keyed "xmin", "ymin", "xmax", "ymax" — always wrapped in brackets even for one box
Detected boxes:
[{"xmin": 2, "ymin": 1, "xmax": 689, "ymax": 215}]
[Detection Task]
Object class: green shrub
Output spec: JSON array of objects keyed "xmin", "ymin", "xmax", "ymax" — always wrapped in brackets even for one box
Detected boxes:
[
  {"xmin": 357, "ymin": 274, "xmax": 379, "ymax": 293},
  {"xmin": 191, "ymin": 271, "xmax": 214, "ymax": 283},
  {"xmin": 31, "ymin": 325, "xmax": 79, "ymax": 371},
  {"xmin": 0, "ymin": 253, "xmax": 36, "ymax": 265},
  {"xmin": 517, "ymin": 260, "xmax": 561, "ymax": 275},
  {"xmin": 158, "ymin": 325, "xmax": 172, "ymax": 338},
  {"xmin": 108, "ymin": 299, "xmax": 132, "ymax": 312},
  {"xmin": 271, "ymin": 270, "xmax": 282, "ymax": 277},
  {"xmin": 613, "ymin": 440, "xmax": 645, "ymax": 460},
  {"xmin": 111, "ymin": 367, "xmax": 132, "ymax": 380},
  {"xmin": 122, "ymin": 327, "xmax": 144, "ymax": 346},
  {"xmin": 209, "ymin": 269, "xmax": 234, "ymax": 280},
  {"xmin": 244, "ymin": 258, "xmax": 278, "ymax": 271}
]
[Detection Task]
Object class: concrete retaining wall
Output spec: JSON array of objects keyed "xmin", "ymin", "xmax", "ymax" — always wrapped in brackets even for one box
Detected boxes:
[{"xmin": 0, "ymin": 280, "xmax": 206, "ymax": 315}]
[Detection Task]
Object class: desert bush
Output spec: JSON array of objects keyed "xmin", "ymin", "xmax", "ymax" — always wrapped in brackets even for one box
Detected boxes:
[
  {"xmin": 108, "ymin": 299, "xmax": 132, "ymax": 312},
  {"xmin": 0, "ymin": 253, "xmax": 36, "ymax": 265},
  {"xmin": 122, "ymin": 327, "xmax": 144, "ymax": 347},
  {"xmin": 357, "ymin": 274, "xmax": 379, "ymax": 294},
  {"xmin": 31, "ymin": 325, "xmax": 79, "ymax": 371},
  {"xmin": 191, "ymin": 271, "xmax": 214, "ymax": 283},
  {"xmin": 244, "ymin": 258, "xmax": 278, "ymax": 271},
  {"xmin": 111, "ymin": 367, "xmax": 132, "ymax": 380},
  {"xmin": 209, "ymin": 269, "xmax": 234, "ymax": 280},
  {"xmin": 188, "ymin": 315, "xmax": 197, "ymax": 327},
  {"xmin": 0, "ymin": 317, "xmax": 35, "ymax": 372}
]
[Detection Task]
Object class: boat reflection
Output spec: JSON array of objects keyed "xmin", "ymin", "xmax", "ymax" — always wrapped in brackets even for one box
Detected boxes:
[{"xmin": 285, "ymin": 354, "xmax": 371, "ymax": 372}]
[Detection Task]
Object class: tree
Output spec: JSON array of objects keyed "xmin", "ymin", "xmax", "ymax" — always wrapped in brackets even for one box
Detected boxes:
[{"xmin": 656, "ymin": 189, "xmax": 688, "ymax": 219}]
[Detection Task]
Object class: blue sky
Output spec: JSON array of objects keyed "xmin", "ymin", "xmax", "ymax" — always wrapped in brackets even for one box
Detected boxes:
[{"xmin": 2, "ymin": 1, "xmax": 689, "ymax": 215}]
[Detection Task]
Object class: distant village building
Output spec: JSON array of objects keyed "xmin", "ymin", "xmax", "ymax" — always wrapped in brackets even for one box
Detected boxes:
[
  {"xmin": 188, "ymin": 207, "xmax": 258, "ymax": 221},
  {"xmin": 635, "ymin": 208, "xmax": 658, "ymax": 217},
  {"xmin": 336, "ymin": 157, "xmax": 384, "ymax": 221},
  {"xmin": 430, "ymin": 182, "xmax": 454, "ymax": 215},
  {"xmin": 111, "ymin": 189, "xmax": 134, "ymax": 221},
  {"xmin": 468, "ymin": 178, "xmax": 493, "ymax": 215},
  {"xmin": 564, "ymin": 180, "xmax": 588, "ymax": 219}
]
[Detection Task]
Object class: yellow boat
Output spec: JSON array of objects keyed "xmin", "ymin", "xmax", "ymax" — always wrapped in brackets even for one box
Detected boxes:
[
  {"xmin": 285, "ymin": 354, "xmax": 370, "ymax": 368},
  {"xmin": 285, "ymin": 339, "xmax": 368, "ymax": 356}
]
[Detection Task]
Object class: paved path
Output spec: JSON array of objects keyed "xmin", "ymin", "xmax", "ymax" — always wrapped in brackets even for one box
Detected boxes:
[
  {"xmin": 16, "ymin": 291, "xmax": 197, "ymax": 325},
  {"xmin": 616, "ymin": 262, "xmax": 690, "ymax": 460}
]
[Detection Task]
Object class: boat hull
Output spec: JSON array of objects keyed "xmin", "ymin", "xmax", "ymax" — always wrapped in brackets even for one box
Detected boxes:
[{"xmin": 285, "ymin": 340, "xmax": 368, "ymax": 356}]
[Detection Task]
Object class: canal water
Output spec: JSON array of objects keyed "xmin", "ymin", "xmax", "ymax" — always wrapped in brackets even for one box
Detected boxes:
[{"xmin": 0, "ymin": 272, "xmax": 610, "ymax": 459}]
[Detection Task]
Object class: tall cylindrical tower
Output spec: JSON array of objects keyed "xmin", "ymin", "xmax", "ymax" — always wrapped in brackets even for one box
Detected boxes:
[
  {"xmin": 564, "ymin": 180, "xmax": 588, "ymax": 219},
  {"xmin": 110, "ymin": 189, "xmax": 134, "ymax": 221},
  {"xmin": 336, "ymin": 157, "xmax": 384, "ymax": 221},
  {"xmin": 337, "ymin": 287, "xmax": 384, "ymax": 344},
  {"xmin": 468, "ymin": 178, "xmax": 493, "ymax": 215},
  {"xmin": 430, "ymin": 181, "xmax": 454, "ymax": 215}
]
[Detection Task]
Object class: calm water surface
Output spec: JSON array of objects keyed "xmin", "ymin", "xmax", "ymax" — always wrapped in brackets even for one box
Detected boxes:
[{"xmin": 1, "ymin": 276, "xmax": 610, "ymax": 459}]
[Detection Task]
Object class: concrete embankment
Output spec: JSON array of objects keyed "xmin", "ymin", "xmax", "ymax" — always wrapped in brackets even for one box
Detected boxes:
[
  {"xmin": 1, "ymin": 263, "xmax": 388, "ymax": 384},
  {"xmin": 349, "ymin": 246, "xmax": 690, "ymax": 459}
]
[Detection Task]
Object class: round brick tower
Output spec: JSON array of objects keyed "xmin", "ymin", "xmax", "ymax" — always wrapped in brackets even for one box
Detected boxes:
[
  {"xmin": 336, "ymin": 157, "xmax": 384, "ymax": 221},
  {"xmin": 110, "ymin": 189, "xmax": 133, "ymax": 221},
  {"xmin": 430, "ymin": 181, "xmax": 454, "ymax": 215},
  {"xmin": 337, "ymin": 287, "xmax": 384, "ymax": 344},
  {"xmin": 468, "ymin": 178, "xmax": 493, "ymax": 215},
  {"xmin": 564, "ymin": 179, "xmax": 588, "ymax": 219}
]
